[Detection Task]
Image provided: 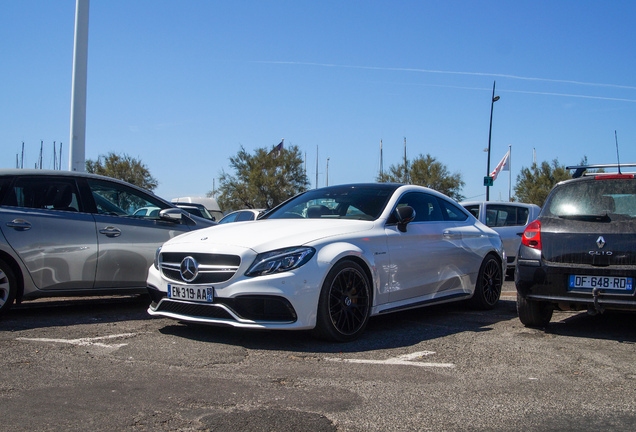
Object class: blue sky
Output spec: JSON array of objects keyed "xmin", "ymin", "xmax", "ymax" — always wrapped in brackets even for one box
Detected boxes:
[{"xmin": 3, "ymin": 1, "xmax": 636, "ymax": 204}]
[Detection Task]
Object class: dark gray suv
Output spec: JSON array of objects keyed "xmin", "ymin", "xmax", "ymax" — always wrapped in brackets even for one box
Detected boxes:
[
  {"xmin": 515, "ymin": 164, "xmax": 636, "ymax": 326},
  {"xmin": 0, "ymin": 169, "xmax": 214, "ymax": 317}
]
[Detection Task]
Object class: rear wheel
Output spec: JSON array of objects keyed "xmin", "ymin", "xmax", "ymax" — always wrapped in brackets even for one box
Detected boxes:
[
  {"xmin": 0, "ymin": 259, "xmax": 17, "ymax": 317},
  {"xmin": 313, "ymin": 260, "xmax": 371, "ymax": 342},
  {"xmin": 517, "ymin": 292, "xmax": 553, "ymax": 327},
  {"xmin": 469, "ymin": 255, "xmax": 502, "ymax": 309}
]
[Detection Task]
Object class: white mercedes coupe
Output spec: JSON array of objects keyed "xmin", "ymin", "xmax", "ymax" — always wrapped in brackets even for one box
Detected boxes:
[{"xmin": 147, "ymin": 184, "xmax": 505, "ymax": 341}]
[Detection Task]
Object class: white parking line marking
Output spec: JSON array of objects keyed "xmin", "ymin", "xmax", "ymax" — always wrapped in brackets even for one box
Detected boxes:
[
  {"xmin": 17, "ymin": 333, "xmax": 137, "ymax": 349},
  {"xmin": 325, "ymin": 350, "xmax": 455, "ymax": 368}
]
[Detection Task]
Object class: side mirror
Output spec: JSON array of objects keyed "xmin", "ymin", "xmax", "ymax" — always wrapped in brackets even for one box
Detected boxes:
[
  {"xmin": 159, "ymin": 208, "xmax": 184, "ymax": 223},
  {"xmin": 394, "ymin": 206, "xmax": 416, "ymax": 232}
]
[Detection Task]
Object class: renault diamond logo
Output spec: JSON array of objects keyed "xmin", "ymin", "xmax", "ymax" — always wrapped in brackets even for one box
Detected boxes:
[
  {"xmin": 596, "ymin": 236, "xmax": 606, "ymax": 249},
  {"xmin": 180, "ymin": 256, "xmax": 199, "ymax": 282}
]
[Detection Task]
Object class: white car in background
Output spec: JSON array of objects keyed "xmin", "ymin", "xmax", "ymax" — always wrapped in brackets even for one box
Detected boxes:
[
  {"xmin": 461, "ymin": 201, "xmax": 541, "ymax": 275},
  {"xmin": 218, "ymin": 208, "xmax": 265, "ymax": 224},
  {"xmin": 147, "ymin": 184, "xmax": 505, "ymax": 342}
]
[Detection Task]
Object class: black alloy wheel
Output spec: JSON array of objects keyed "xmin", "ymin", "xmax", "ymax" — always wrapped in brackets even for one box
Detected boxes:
[
  {"xmin": 470, "ymin": 255, "xmax": 503, "ymax": 309},
  {"xmin": 314, "ymin": 260, "xmax": 371, "ymax": 342}
]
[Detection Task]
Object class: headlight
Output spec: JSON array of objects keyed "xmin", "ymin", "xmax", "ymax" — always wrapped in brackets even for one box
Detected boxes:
[
  {"xmin": 245, "ymin": 247, "xmax": 315, "ymax": 277},
  {"xmin": 154, "ymin": 247, "xmax": 162, "ymax": 269}
]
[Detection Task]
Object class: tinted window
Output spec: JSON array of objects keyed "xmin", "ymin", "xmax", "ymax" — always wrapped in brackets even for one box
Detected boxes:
[
  {"xmin": 87, "ymin": 179, "xmax": 167, "ymax": 218},
  {"xmin": 3, "ymin": 177, "xmax": 81, "ymax": 212},
  {"xmin": 219, "ymin": 212, "xmax": 239, "ymax": 224},
  {"xmin": 438, "ymin": 198, "xmax": 469, "ymax": 222},
  {"xmin": 485, "ymin": 205, "xmax": 528, "ymax": 227},
  {"xmin": 463, "ymin": 204, "xmax": 479, "ymax": 218},
  {"xmin": 236, "ymin": 211, "xmax": 255, "ymax": 222},
  {"xmin": 395, "ymin": 192, "xmax": 443, "ymax": 222}
]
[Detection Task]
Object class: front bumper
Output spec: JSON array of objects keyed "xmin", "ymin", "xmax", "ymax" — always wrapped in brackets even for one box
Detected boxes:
[{"xmin": 146, "ymin": 259, "xmax": 326, "ymax": 330}]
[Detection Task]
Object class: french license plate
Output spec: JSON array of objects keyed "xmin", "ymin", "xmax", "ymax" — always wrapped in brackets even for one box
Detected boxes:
[
  {"xmin": 568, "ymin": 275, "xmax": 633, "ymax": 291},
  {"xmin": 167, "ymin": 284, "xmax": 214, "ymax": 302}
]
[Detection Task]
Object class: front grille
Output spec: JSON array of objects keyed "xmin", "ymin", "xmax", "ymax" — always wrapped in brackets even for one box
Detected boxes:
[{"xmin": 159, "ymin": 252, "xmax": 241, "ymax": 283}]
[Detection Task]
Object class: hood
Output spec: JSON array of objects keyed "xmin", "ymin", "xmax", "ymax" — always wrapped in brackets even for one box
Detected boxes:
[{"xmin": 166, "ymin": 218, "xmax": 376, "ymax": 253}]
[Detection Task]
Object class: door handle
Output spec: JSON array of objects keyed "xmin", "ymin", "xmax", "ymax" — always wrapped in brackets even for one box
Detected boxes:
[
  {"xmin": 6, "ymin": 219, "xmax": 32, "ymax": 231},
  {"xmin": 443, "ymin": 230, "xmax": 461, "ymax": 239},
  {"xmin": 99, "ymin": 226, "xmax": 122, "ymax": 237}
]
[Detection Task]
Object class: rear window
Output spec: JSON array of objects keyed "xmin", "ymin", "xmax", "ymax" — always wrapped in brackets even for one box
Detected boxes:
[{"xmin": 545, "ymin": 179, "xmax": 636, "ymax": 218}]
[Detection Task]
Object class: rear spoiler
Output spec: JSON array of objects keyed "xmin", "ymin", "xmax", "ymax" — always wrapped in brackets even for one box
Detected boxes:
[{"xmin": 566, "ymin": 163, "xmax": 636, "ymax": 178}]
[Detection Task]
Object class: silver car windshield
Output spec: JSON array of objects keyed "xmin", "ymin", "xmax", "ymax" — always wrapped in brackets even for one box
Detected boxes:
[{"xmin": 265, "ymin": 184, "xmax": 399, "ymax": 221}]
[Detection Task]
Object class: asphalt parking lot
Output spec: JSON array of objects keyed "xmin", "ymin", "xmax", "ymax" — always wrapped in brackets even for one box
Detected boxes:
[{"xmin": 1, "ymin": 280, "xmax": 635, "ymax": 432}]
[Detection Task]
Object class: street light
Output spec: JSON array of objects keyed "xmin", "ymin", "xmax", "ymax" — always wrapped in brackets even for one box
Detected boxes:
[
  {"xmin": 486, "ymin": 81, "xmax": 500, "ymax": 201},
  {"xmin": 326, "ymin": 157, "xmax": 330, "ymax": 187}
]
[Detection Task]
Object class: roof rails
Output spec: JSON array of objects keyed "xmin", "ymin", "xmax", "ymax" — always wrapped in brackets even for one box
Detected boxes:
[{"xmin": 566, "ymin": 163, "xmax": 636, "ymax": 178}]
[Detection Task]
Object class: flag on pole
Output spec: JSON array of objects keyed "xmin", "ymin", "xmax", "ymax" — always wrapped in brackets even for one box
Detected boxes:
[
  {"xmin": 269, "ymin": 139, "xmax": 284, "ymax": 158},
  {"xmin": 490, "ymin": 149, "xmax": 510, "ymax": 181}
]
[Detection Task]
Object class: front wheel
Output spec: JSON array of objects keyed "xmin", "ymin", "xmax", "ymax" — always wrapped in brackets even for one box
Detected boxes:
[
  {"xmin": 517, "ymin": 292, "xmax": 553, "ymax": 327},
  {"xmin": 0, "ymin": 258, "xmax": 17, "ymax": 318},
  {"xmin": 313, "ymin": 260, "xmax": 371, "ymax": 342},
  {"xmin": 469, "ymin": 255, "xmax": 502, "ymax": 309}
]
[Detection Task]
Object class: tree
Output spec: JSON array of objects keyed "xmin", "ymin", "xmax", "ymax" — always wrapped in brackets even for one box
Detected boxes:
[
  {"xmin": 513, "ymin": 159, "xmax": 571, "ymax": 206},
  {"xmin": 377, "ymin": 153, "xmax": 465, "ymax": 201},
  {"xmin": 86, "ymin": 152, "xmax": 158, "ymax": 191},
  {"xmin": 217, "ymin": 144, "xmax": 309, "ymax": 211}
]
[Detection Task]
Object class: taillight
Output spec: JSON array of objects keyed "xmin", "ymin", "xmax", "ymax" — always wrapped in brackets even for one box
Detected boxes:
[{"xmin": 522, "ymin": 220, "xmax": 541, "ymax": 249}]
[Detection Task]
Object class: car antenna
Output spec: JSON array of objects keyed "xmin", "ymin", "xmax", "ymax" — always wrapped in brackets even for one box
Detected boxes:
[{"xmin": 615, "ymin": 130, "xmax": 622, "ymax": 174}]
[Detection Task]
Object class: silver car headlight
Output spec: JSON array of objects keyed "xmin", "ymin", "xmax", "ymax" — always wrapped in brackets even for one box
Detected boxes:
[{"xmin": 245, "ymin": 247, "xmax": 315, "ymax": 277}]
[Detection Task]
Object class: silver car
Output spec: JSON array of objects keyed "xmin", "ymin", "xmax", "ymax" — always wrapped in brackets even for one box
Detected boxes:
[
  {"xmin": 0, "ymin": 169, "xmax": 214, "ymax": 317},
  {"xmin": 461, "ymin": 201, "xmax": 541, "ymax": 274}
]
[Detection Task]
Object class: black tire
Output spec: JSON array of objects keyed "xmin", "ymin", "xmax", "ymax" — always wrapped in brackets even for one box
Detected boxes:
[
  {"xmin": 313, "ymin": 260, "xmax": 371, "ymax": 342},
  {"xmin": 0, "ymin": 258, "xmax": 17, "ymax": 318},
  {"xmin": 516, "ymin": 292, "xmax": 553, "ymax": 327},
  {"xmin": 469, "ymin": 255, "xmax": 503, "ymax": 309}
]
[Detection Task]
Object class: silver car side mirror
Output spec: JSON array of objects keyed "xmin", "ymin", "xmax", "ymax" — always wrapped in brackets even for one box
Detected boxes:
[{"xmin": 159, "ymin": 208, "xmax": 184, "ymax": 223}]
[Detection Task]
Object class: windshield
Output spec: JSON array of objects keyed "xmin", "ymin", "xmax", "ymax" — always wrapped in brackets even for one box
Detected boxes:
[
  {"xmin": 264, "ymin": 184, "xmax": 399, "ymax": 221},
  {"xmin": 546, "ymin": 179, "xmax": 636, "ymax": 218}
]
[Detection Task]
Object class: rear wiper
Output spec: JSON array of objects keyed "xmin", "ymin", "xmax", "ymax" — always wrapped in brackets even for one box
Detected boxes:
[{"xmin": 558, "ymin": 213, "xmax": 610, "ymax": 222}]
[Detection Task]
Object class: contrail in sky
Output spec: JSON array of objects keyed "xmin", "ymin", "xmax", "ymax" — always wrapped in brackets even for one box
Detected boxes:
[
  {"xmin": 255, "ymin": 60, "xmax": 636, "ymax": 92},
  {"xmin": 394, "ymin": 83, "xmax": 636, "ymax": 103}
]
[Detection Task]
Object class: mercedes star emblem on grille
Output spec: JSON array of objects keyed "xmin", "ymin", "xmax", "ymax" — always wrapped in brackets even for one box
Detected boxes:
[
  {"xmin": 180, "ymin": 256, "xmax": 199, "ymax": 282},
  {"xmin": 596, "ymin": 236, "xmax": 606, "ymax": 249}
]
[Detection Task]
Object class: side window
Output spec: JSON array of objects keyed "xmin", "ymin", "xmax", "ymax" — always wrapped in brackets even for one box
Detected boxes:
[
  {"xmin": 0, "ymin": 177, "xmax": 10, "ymax": 205},
  {"xmin": 219, "ymin": 212, "xmax": 239, "ymax": 224},
  {"xmin": 87, "ymin": 179, "xmax": 166, "ymax": 218},
  {"xmin": 4, "ymin": 177, "xmax": 81, "ymax": 212},
  {"xmin": 236, "ymin": 211, "xmax": 255, "ymax": 222},
  {"xmin": 395, "ymin": 192, "xmax": 444, "ymax": 222},
  {"xmin": 485, "ymin": 205, "xmax": 526, "ymax": 227},
  {"xmin": 463, "ymin": 204, "xmax": 479, "ymax": 219},
  {"xmin": 437, "ymin": 198, "xmax": 468, "ymax": 222}
]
